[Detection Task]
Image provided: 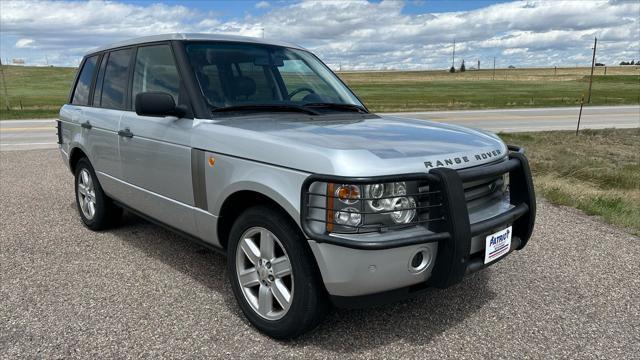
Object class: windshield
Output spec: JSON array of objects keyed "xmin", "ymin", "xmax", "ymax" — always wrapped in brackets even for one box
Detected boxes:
[{"xmin": 184, "ymin": 42, "xmax": 364, "ymax": 113}]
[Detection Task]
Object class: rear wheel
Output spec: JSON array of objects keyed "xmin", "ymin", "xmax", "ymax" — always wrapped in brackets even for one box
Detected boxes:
[
  {"xmin": 227, "ymin": 205, "xmax": 328, "ymax": 339},
  {"xmin": 74, "ymin": 158, "xmax": 121, "ymax": 230}
]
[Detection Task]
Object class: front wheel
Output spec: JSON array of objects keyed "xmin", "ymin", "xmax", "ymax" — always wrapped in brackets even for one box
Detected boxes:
[{"xmin": 227, "ymin": 205, "xmax": 329, "ymax": 339}]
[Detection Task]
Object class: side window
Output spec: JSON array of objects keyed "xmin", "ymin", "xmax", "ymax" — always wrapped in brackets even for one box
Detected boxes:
[
  {"xmin": 71, "ymin": 55, "xmax": 98, "ymax": 105},
  {"xmin": 100, "ymin": 48, "xmax": 133, "ymax": 110},
  {"xmin": 132, "ymin": 45, "xmax": 180, "ymax": 104},
  {"xmin": 92, "ymin": 54, "xmax": 107, "ymax": 106}
]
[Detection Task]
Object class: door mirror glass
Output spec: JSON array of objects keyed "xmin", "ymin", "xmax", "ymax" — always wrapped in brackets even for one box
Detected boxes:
[{"xmin": 135, "ymin": 92, "xmax": 186, "ymax": 117}]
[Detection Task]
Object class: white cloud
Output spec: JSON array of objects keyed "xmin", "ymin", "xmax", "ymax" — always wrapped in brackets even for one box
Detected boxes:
[
  {"xmin": 0, "ymin": 0, "xmax": 638, "ymax": 68},
  {"xmin": 255, "ymin": 1, "xmax": 270, "ymax": 9},
  {"xmin": 15, "ymin": 38, "xmax": 35, "ymax": 48}
]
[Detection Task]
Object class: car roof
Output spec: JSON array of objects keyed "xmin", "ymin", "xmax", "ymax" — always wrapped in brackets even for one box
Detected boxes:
[{"xmin": 88, "ymin": 33, "xmax": 305, "ymax": 55}]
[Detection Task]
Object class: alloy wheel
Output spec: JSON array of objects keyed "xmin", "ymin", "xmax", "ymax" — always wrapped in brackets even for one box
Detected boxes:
[
  {"xmin": 77, "ymin": 168, "xmax": 96, "ymax": 220},
  {"xmin": 236, "ymin": 227, "xmax": 293, "ymax": 320}
]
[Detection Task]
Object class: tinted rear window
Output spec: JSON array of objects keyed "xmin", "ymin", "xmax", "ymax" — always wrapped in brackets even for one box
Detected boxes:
[
  {"xmin": 71, "ymin": 55, "xmax": 98, "ymax": 106},
  {"xmin": 100, "ymin": 48, "xmax": 133, "ymax": 110}
]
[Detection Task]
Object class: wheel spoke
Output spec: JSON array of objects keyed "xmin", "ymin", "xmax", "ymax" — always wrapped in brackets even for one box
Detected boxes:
[
  {"xmin": 271, "ymin": 279, "xmax": 291, "ymax": 310},
  {"xmin": 258, "ymin": 284, "xmax": 273, "ymax": 316},
  {"xmin": 271, "ymin": 256, "xmax": 291, "ymax": 278},
  {"xmin": 260, "ymin": 229, "xmax": 275, "ymax": 260},
  {"xmin": 239, "ymin": 268, "xmax": 260, "ymax": 288},
  {"xmin": 86, "ymin": 173, "xmax": 93, "ymax": 189},
  {"xmin": 81, "ymin": 170, "xmax": 89, "ymax": 186},
  {"xmin": 87, "ymin": 201, "xmax": 95, "ymax": 217},
  {"xmin": 240, "ymin": 237, "xmax": 260, "ymax": 265},
  {"xmin": 78, "ymin": 184, "xmax": 88, "ymax": 196}
]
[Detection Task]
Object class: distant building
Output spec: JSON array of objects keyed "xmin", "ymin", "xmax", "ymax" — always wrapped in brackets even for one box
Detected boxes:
[{"xmin": 11, "ymin": 59, "xmax": 25, "ymax": 65}]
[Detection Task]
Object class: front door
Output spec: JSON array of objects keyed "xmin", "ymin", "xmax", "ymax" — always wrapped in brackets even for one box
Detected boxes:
[{"xmin": 118, "ymin": 43, "xmax": 197, "ymax": 235}]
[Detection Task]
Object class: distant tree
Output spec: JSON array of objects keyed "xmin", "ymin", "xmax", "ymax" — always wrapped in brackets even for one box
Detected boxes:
[
  {"xmin": 460, "ymin": 60, "xmax": 466, "ymax": 72},
  {"xmin": 620, "ymin": 61, "xmax": 629, "ymax": 65},
  {"xmin": 449, "ymin": 66, "xmax": 455, "ymax": 73},
  {"xmin": 508, "ymin": 65, "xmax": 516, "ymax": 69},
  {"xmin": 631, "ymin": 60, "xmax": 636, "ymax": 65},
  {"xmin": 595, "ymin": 62, "xmax": 605, "ymax": 66}
]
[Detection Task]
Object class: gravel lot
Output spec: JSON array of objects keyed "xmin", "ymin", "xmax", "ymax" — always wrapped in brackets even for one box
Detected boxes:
[{"xmin": 1, "ymin": 149, "xmax": 639, "ymax": 359}]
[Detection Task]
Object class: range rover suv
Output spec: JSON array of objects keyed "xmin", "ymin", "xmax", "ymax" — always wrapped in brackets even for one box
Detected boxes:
[{"xmin": 59, "ymin": 33, "xmax": 535, "ymax": 339}]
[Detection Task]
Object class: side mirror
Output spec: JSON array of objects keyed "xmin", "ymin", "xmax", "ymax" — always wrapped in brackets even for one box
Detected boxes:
[{"xmin": 135, "ymin": 92, "xmax": 187, "ymax": 118}]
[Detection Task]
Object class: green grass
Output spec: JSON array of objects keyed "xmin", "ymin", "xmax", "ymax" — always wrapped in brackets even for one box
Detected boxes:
[
  {"xmin": 499, "ymin": 128, "xmax": 640, "ymax": 235},
  {"xmin": 340, "ymin": 67, "xmax": 640, "ymax": 112},
  {"xmin": 0, "ymin": 65, "xmax": 76, "ymax": 119},
  {"xmin": 0, "ymin": 65, "xmax": 639, "ymax": 119}
]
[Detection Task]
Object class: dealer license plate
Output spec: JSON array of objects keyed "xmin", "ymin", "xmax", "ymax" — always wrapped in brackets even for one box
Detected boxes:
[{"xmin": 484, "ymin": 226, "xmax": 512, "ymax": 264}]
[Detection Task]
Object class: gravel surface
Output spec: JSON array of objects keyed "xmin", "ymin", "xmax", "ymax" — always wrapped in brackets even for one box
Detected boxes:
[{"xmin": 1, "ymin": 149, "xmax": 639, "ymax": 359}]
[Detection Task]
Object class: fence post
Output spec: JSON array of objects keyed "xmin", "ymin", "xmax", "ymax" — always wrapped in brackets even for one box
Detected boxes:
[{"xmin": 576, "ymin": 94, "xmax": 585, "ymax": 136}]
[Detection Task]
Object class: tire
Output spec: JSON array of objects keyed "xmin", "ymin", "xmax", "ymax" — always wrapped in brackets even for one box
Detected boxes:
[
  {"xmin": 227, "ymin": 205, "xmax": 329, "ymax": 339},
  {"xmin": 74, "ymin": 157, "xmax": 122, "ymax": 230}
]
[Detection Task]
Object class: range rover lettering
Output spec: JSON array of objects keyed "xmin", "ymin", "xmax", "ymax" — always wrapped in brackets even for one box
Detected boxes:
[{"xmin": 58, "ymin": 34, "xmax": 536, "ymax": 339}]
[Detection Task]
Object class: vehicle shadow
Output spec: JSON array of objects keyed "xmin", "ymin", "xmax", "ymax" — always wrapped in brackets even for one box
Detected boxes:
[
  {"xmin": 290, "ymin": 272, "xmax": 493, "ymax": 352},
  {"xmin": 111, "ymin": 210, "xmax": 494, "ymax": 352}
]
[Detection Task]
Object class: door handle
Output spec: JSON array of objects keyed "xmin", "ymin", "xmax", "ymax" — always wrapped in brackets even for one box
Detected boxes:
[
  {"xmin": 81, "ymin": 121, "xmax": 92, "ymax": 129},
  {"xmin": 118, "ymin": 128, "xmax": 134, "ymax": 138}
]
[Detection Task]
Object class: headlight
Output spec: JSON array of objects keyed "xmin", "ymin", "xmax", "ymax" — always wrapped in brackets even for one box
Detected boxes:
[{"xmin": 327, "ymin": 181, "xmax": 419, "ymax": 233}]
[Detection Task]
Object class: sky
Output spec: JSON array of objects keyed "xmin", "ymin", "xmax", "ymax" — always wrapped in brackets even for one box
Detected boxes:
[{"xmin": 1, "ymin": 0, "xmax": 638, "ymax": 70}]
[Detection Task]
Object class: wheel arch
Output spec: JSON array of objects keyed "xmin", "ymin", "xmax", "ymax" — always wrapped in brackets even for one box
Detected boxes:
[
  {"xmin": 68, "ymin": 146, "xmax": 89, "ymax": 174},
  {"xmin": 216, "ymin": 188, "xmax": 301, "ymax": 251}
]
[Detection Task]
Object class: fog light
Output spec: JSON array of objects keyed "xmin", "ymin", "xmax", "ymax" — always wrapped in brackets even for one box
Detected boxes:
[{"xmin": 408, "ymin": 248, "xmax": 432, "ymax": 273}]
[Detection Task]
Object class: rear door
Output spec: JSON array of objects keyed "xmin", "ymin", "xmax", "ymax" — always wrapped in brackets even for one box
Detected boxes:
[
  {"xmin": 82, "ymin": 48, "xmax": 133, "ymax": 193},
  {"xmin": 118, "ymin": 43, "xmax": 197, "ymax": 235},
  {"xmin": 60, "ymin": 54, "xmax": 99, "ymax": 154}
]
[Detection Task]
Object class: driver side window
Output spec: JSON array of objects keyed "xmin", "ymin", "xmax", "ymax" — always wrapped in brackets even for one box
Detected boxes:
[{"xmin": 132, "ymin": 44, "xmax": 180, "ymax": 105}]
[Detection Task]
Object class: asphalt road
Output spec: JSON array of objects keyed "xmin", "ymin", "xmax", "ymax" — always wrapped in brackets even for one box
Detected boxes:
[
  {"xmin": 1, "ymin": 149, "xmax": 639, "ymax": 358},
  {"xmin": 1, "ymin": 105, "xmax": 638, "ymax": 151}
]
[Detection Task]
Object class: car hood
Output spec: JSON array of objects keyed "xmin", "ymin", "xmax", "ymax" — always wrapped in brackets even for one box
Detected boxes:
[{"xmin": 191, "ymin": 113, "xmax": 508, "ymax": 177}]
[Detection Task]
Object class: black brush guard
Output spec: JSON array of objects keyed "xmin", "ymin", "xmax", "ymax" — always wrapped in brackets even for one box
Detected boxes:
[{"xmin": 300, "ymin": 145, "xmax": 536, "ymax": 289}]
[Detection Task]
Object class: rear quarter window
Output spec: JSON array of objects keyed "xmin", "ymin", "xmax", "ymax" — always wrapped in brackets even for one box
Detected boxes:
[{"xmin": 71, "ymin": 55, "xmax": 98, "ymax": 106}]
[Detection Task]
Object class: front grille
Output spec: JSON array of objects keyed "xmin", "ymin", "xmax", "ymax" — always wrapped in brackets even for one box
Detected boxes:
[
  {"xmin": 463, "ymin": 176, "xmax": 504, "ymax": 210},
  {"xmin": 417, "ymin": 173, "xmax": 504, "ymax": 220}
]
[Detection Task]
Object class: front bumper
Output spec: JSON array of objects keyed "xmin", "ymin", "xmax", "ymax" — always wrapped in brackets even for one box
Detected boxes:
[{"xmin": 301, "ymin": 145, "xmax": 536, "ymax": 302}]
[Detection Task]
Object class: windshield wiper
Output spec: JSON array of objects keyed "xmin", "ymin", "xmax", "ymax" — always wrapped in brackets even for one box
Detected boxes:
[
  {"xmin": 211, "ymin": 104, "xmax": 320, "ymax": 115},
  {"xmin": 303, "ymin": 102, "xmax": 368, "ymax": 113}
]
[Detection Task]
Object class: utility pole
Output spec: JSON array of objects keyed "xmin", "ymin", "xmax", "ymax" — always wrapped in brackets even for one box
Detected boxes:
[
  {"xmin": 449, "ymin": 40, "xmax": 456, "ymax": 73},
  {"xmin": 492, "ymin": 56, "xmax": 496, "ymax": 80},
  {"xmin": 477, "ymin": 59, "xmax": 480, "ymax": 70},
  {"xmin": 587, "ymin": 37, "xmax": 597, "ymax": 104},
  {"xmin": 452, "ymin": 40, "xmax": 456, "ymax": 68}
]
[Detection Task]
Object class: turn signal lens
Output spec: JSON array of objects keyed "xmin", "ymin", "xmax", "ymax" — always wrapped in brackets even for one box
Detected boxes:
[{"xmin": 335, "ymin": 184, "xmax": 360, "ymax": 204}]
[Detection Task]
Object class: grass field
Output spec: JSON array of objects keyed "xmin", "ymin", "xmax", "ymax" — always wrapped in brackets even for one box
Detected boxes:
[
  {"xmin": 0, "ymin": 65, "xmax": 77, "ymax": 119},
  {"xmin": 340, "ymin": 66, "xmax": 640, "ymax": 112},
  {"xmin": 500, "ymin": 128, "xmax": 640, "ymax": 235},
  {"xmin": 1, "ymin": 65, "xmax": 639, "ymax": 119}
]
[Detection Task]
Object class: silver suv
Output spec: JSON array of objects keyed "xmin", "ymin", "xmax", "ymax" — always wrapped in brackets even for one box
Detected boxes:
[{"xmin": 59, "ymin": 33, "xmax": 536, "ymax": 339}]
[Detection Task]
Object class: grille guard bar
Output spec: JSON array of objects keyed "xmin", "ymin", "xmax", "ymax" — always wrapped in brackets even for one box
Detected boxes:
[{"xmin": 300, "ymin": 144, "xmax": 536, "ymax": 288}]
